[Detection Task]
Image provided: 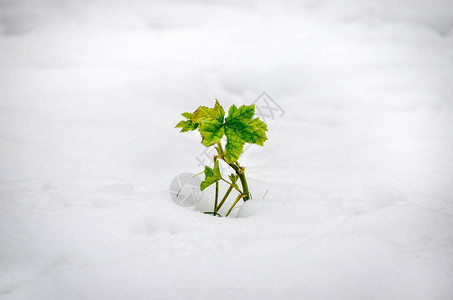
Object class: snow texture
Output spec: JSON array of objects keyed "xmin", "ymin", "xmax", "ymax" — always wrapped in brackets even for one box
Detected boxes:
[{"xmin": 1, "ymin": 0, "xmax": 453, "ymax": 299}]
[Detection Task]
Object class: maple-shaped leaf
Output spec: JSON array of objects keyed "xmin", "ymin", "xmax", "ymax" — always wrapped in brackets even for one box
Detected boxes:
[
  {"xmin": 176, "ymin": 101, "xmax": 267, "ymax": 159},
  {"xmin": 200, "ymin": 160, "xmax": 222, "ymax": 190},
  {"xmin": 223, "ymin": 104, "xmax": 267, "ymax": 162},
  {"xmin": 225, "ymin": 118, "xmax": 267, "ymax": 146},
  {"xmin": 176, "ymin": 100, "xmax": 226, "ymax": 146}
]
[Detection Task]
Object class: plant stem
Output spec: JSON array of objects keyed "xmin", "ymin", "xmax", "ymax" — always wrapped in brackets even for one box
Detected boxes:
[
  {"xmin": 216, "ymin": 142, "xmax": 225, "ymax": 157},
  {"xmin": 225, "ymin": 194, "xmax": 243, "ymax": 217},
  {"xmin": 216, "ymin": 175, "xmax": 238, "ymax": 212},
  {"xmin": 216, "ymin": 142, "xmax": 250, "ymax": 201},
  {"xmin": 214, "ymin": 156, "xmax": 219, "ymax": 215},
  {"xmin": 220, "ymin": 178, "xmax": 242, "ymax": 194},
  {"xmin": 203, "ymin": 211, "xmax": 221, "ymax": 217},
  {"xmin": 235, "ymin": 165, "xmax": 250, "ymax": 201}
]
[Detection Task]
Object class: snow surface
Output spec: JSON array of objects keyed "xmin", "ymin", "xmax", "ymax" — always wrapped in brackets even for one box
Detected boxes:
[{"xmin": 1, "ymin": 0, "xmax": 453, "ymax": 299}]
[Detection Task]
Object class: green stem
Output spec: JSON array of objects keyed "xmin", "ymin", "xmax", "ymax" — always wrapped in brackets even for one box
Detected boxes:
[
  {"xmin": 216, "ymin": 175, "xmax": 238, "ymax": 211},
  {"xmin": 220, "ymin": 178, "xmax": 242, "ymax": 194},
  {"xmin": 203, "ymin": 211, "xmax": 221, "ymax": 217},
  {"xmin": 216, "ymin": 142, "xmax": 250, "ymax": 201},
  {"xmin": 225, "ymin": 194, "xmax": 243, "ymax": 217},
  {"xmin": 214, "ymin": 156, "xmax": 219, "ymax": 214},
  {"xmin": 216, "ymin": 142, "xmax": 225, "ymax": 157},
  {"xmin": 235, "ymin": 165, "xmax": 250, "ymax": 201}
]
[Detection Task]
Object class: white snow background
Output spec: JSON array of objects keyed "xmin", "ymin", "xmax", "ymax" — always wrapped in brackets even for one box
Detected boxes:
[{"xmin": 1, "ymin": 0, "xmax": 453, "ymax": 299}]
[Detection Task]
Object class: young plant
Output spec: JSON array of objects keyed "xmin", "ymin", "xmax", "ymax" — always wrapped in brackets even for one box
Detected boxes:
[{"xmin": 175, "ymin": 100, "xmax": 268, "ymax": 217}]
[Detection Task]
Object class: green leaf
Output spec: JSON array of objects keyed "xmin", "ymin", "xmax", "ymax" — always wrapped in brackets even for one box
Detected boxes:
[
  {"xmin": 192, "ymin": 106, "xmax": 214, "ymax": 122},
  {"xmin": 181, "ymin": 101, "xmax": 226, "ymax": 146},
  {"xmin": 181, "ymin": 112, "xmax": 192, "ymax": 119},
  {"xmin": 223, "ymin": 104, "xmax": 261, "ymax": 162},
  {"xmin": 175, "ymin": 120, "xmax": 198, "ymax": 132},
  {"xmin": 199, "ymin": 118, "xmax": 224, "ymax": 146},
  {"xmin": 200, "ymin": 160, "xmax": 222, "ymax": 190},
  {"xmin": 226, "ymin": 118, "xmax": 267, "ymax": 146},
  {"xmin": 249, "ymin": 117, "xmax": 267, "ymax": 131},
  {"xmin": 192, "ymin": 100, "xmax": 225, "ymax": 123},
  {"xmin": 225, "ymin": 104, "xmax": 255, "ymax": 124},
  {"xmin": 224, "ymin": 126, "xmax": 245, "ymax": 163},
  {"xmin": 192, "ymin": 101, "xmax": 226, "ymax": 146},
  {"xmin": 176, "ymin": 101, "xmax": 267, "ymax": 160},
  {"xmin": 223, "ymin": 106, "xmax": 267, "ymax": 161},
  {"xmin": 213, "ymin": 99, "xmax": 225, "ymax": 121},
  {"xmin": 228, "ymin": 173, "xmax": 240, "ymax": 190},
  {"xmin": 228, "ymin": 173, "xmax": 237, "ymax": 183}
]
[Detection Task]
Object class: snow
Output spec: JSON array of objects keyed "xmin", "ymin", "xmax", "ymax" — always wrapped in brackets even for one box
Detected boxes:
[{"xmin": 1, "ymin": 0, "xmax": 453, "ymax": 299}]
